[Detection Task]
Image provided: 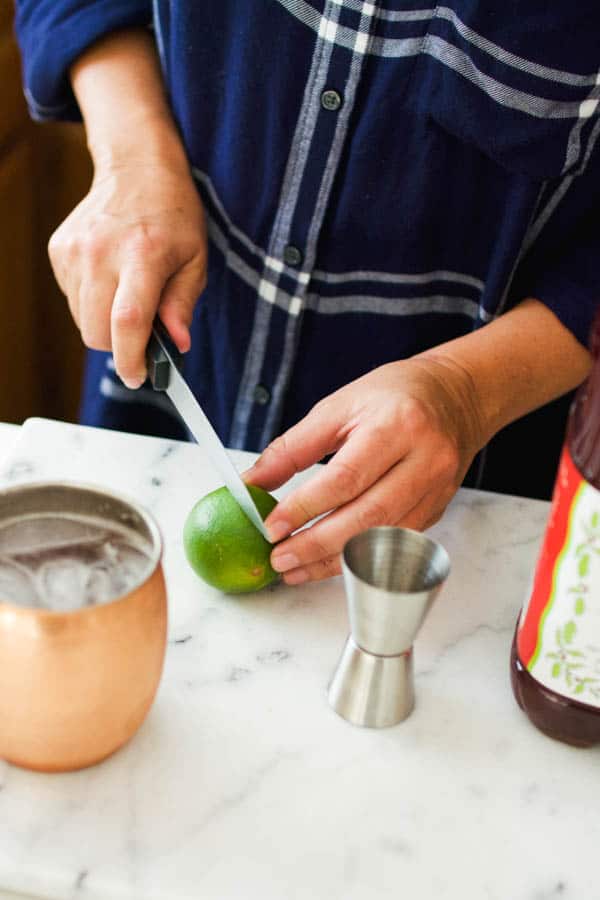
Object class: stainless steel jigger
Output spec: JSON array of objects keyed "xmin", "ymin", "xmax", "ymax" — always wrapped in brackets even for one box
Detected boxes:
[{"xmin": 328, "ymin": 527, "xmax": 450, "ymax": 728}]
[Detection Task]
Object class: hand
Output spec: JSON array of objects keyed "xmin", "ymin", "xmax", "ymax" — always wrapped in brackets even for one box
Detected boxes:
[
  {"xmin": 48, "ymin": 155, "xmax": 207, "ymax": 388},
  {"xmin": 245, "ymin": 356, "xmax": 485, "ymax": 584}
]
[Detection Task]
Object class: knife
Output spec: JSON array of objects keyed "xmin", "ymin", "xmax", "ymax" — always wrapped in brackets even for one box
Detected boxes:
[{"xmin": 146, "ymin": 320, "xmax": 271, "ymax": 542}]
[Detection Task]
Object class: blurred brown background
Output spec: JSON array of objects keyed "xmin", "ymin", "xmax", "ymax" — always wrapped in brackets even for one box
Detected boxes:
[{"xmin": 1, "ymin": 3, "xmax": 92, "ymax": 425}]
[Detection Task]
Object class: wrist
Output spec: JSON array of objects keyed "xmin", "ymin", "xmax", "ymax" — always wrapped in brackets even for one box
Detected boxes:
[
  {"xmin": 71, "ymin": 27, "xmax": 189, "ymax": 177},
  {"xmin": 413, "ymin": 350, "xmax": 489, "ymax": 455},
  {"xmin": 417, "ymin": 299, "xmax": 591, "ymax": 453},
  {"xmin": 88, "ymin": 115, "xmax": 190, "ymax": 177}
]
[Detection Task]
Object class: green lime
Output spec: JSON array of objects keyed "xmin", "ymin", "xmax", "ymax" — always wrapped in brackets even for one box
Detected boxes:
[{"xmin": 183, "ymin": 484, "xmax": 279, "ymax": 593}]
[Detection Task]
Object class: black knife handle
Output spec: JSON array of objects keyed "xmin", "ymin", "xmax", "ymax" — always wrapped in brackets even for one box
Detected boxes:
[{"xmin": 146, "ymin": 318, "xmax": 183, "ymax": 392}]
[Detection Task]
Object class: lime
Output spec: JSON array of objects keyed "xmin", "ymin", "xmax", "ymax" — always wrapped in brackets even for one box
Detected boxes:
[{"xmin": 183, "ymin": 484, "xmax": 279, "ymax": 593}]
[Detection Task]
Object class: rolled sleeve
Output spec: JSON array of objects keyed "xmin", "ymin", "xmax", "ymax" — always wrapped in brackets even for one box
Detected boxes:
[
  {"xmin": 511, "ymin": 140, "xmax": 600, "ymax": 348},
  {"xmin": 14, "ymin": 0, "xmax": 152, "ymax": 122}
]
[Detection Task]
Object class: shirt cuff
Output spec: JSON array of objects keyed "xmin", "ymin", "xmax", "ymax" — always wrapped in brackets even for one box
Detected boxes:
[
  {"xmin": 15, "ymin": 0, "xmax": 152, "ymax": 122},
  {"xmin": 522, "ymin": 223, "xmax": 599, "ymax": 349},
  {"xmin": 509, "ymin": 162, "xmax": 600, "ymax": 350}
]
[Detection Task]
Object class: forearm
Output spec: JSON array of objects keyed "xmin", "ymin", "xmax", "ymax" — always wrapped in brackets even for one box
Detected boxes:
[
  {"xmin": 421, "ymin": 298, "xmax": 592, "ymax": 448},
  {"xmin": 70, "ymin": 28, "xmax": 188, "ymax": 172}
]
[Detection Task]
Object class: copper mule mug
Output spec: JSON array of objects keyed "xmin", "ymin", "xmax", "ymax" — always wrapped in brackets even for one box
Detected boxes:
[{"xmin": 0, "ymin": 482, "xmax": 167, "ymax": 772}]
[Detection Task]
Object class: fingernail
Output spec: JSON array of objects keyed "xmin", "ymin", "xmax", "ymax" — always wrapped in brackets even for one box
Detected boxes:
[
  {"xmin": 271, "ymin": 552, "xmax": 299, "ymax": 573},
  {"xmin": 177, "ymin": 328, "xmax": 191, "ymax": 354},
  {"xmin": 124, "ymin": 376, "xmax": 145, "ymax": 390},
  {"xmin": 267, "ymin": 520, "xmax": 292, "ymax": 543},
  {"xmin": 284, "ymin": 569, "xmax": 309, "ymax": 586}
]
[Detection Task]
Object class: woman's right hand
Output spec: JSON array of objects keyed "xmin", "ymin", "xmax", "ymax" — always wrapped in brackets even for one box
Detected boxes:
[{"xmin": 48, "ymin": 154, "xmax": 208, "ymax": 388}]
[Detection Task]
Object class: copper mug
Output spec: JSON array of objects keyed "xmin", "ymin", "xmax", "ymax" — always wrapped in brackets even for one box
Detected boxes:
[{"xmin": 0, "ymin": 482, "xmax": 167, "ymax": 772}]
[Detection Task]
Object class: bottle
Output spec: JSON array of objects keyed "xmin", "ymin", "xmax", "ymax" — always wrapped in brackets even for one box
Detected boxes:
[{"xmin": 511, "ymin": 308, "xmax": 600, "ymax": 746}]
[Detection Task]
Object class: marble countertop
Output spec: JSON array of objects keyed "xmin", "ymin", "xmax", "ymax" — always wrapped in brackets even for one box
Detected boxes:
[
  {"xmin": 0, "ymin": 422, "xmax": 19, "ymax": 456},
  {"xmin": 0, "ymin": 417, "xmax": 598, "ymax": 900}
]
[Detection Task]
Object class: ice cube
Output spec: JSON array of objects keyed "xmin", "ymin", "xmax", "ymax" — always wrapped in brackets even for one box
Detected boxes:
[
  {"xmin": 0, "ymin": 515, "xmax": 152, "ymax": 610},
  {"xmin": 85, "ymin": 562, "xmax": 116, "ymax": 606},
  {"xmin": 102, "ymin": 540, "xmax": 151, "ymax": 598},
  {"xmin": 0, "ymin": 556, "xmax": 40, "ymax": 607},
  {"xmin": 38, "ymin": 556, "xmax": 93, "ymax": 612}
]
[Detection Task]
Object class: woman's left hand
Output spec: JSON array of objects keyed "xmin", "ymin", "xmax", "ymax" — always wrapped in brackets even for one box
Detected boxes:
[{"xmin": 244, "ymin": 354, "xmax": 485, "ymax": 585}]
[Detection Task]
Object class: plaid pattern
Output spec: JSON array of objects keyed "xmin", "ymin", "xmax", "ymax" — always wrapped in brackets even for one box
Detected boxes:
[{"xmin": 15, "ymin": 0, "xmax": 600, "ymax": 493}]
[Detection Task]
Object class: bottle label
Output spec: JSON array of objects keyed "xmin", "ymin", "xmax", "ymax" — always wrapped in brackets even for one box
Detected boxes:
[{"xmin": 517, "ymin": 445, "xmax": 600, "ymax": 707}]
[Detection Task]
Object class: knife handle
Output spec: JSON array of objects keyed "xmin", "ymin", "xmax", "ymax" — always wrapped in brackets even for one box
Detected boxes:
[{"xmin": 146, "ymin": 318, "xmax": 183, "ymax": 392}]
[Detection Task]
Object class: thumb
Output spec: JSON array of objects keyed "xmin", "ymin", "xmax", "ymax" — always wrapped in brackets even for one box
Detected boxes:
[
  {"xmin": 158, "ymin": 255, "xmax": 207, "ymax": 353},
  {"xmin": 244, "ymin": 399, "xmax": 348, "ymax": 491}
]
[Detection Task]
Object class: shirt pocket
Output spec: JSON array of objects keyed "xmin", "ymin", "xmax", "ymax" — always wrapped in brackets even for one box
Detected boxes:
[{"xmin": 405, "ymin": 3, "xmax": 600, "ymax": 180}]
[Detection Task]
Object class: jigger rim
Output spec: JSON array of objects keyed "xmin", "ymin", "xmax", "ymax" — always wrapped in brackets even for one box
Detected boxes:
[{"xmin": 342, "ymin": 525, "xmax": 450, "ymax": 593}]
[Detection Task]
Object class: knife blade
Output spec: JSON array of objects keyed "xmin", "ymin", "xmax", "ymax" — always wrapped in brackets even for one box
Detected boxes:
[{"xmin": 146, "ymin": 321, "xmax": 271, "ymax": 542}]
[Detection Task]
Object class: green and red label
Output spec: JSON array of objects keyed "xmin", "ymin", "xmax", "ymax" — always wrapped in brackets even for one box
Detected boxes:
[{"xmin": 517, "ymin": 446, "xmax": 600, "ymax": 706}]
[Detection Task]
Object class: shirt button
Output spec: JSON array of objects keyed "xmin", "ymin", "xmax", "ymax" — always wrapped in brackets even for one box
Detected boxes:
[
  {"xmin": 321, "ymin": 89, "xmax": 342, "ymax": 111},
  {"xmin": 283, "ymin": 244, "xmax": 302, "ymax": 267},
  {"xmin": 253, "ymin": 384, "xmax": 271, "ymax": 406}
]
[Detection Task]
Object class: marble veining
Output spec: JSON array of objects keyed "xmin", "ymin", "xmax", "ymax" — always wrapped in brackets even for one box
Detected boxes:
[{"xmin": 0, "ymin": 418, "xmax": 598, "ymax": 900}]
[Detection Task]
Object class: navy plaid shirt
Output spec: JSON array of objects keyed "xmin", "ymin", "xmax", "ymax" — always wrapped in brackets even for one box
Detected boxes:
[{"xmin": 15, "ymin": 1, "xmax": 600, "ymax": 496}]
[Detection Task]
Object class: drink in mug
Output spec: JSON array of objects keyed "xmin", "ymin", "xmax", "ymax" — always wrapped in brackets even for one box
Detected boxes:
[{"xmin": 0, "ymin": 513, "xmax": 153, "ymax": 611}]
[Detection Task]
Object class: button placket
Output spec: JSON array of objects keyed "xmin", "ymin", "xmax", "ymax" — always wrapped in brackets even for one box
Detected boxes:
[
  {"xmin": 321, "ymin": 89, "xmax": 343, "ymax": 111},
  {"xmin": 283, "ymin": 245, "xmax": 303, "ymax": 267},
  {"xmin": 253, "ymin": 384, "xmax": 271, "ymax": 406}
]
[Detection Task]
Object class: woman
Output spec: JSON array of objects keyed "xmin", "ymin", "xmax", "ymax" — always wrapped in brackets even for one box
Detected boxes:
[{"xmin": 15, "ymin": 2, "xmax": 597, "ymax": 583}]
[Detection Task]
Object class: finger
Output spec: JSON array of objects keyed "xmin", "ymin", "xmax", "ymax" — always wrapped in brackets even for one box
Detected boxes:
[
  {"xmin": 398, "ymin": 489, "xmax": 452, "ymax": 532},
  {"xmin": 244, "ymin": 397, "xmax": 349, "ymax": 494},
  {"xmin": 47, "ymin": 229, "xmax": 72, "ymax": 298},
  {"xmin": 270, "ymin": 453, "xmax": 448, "ymax": 572},
  {"xmin": 283, "ymin": 555, "xmax": 341, "ymax": 586},
  {"xmin": 281, "ymin": 494, "xmax": 447, "ymax": 586},
  {"xmin": 263, "ymin": 424, "xmax": 407, "ymax": 543},
  {"xmin": 280, "ymin": 493, "xmax": 449, "ymax": 586},
  {"xmin": 78, "ymin": 273, "xmax": 116, "ymax": 351},
  {"xmin": 63, "ymin": 276, "xmax": 83, "ymax": 338},
  {"xmin": 158, "ymin": 254, "xmax": 207, "ymax": 354},
  {"xmin": 111, "ymin": 264, "xmax": 165, "ymax": 388},
  {"xmin": 48, "ymin": 239, "xmax": 82, "ymax": 329}
]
